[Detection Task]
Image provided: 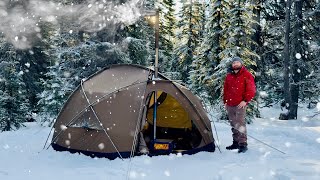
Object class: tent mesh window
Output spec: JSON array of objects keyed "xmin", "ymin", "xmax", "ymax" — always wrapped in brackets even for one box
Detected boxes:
[{"xmin": 69, "ymin": 108, "xmax": 103, "ymax": 130}]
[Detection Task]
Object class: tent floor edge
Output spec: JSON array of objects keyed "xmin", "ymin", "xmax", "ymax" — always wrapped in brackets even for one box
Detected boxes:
[{"xmin": 51, "ymin": 143, "xmax": 132, "ymax": 160}]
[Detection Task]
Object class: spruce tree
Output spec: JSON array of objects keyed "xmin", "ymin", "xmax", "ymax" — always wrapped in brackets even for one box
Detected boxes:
[
  {"xmin": 175, "ymin": 0, "xmax": 204, "ymax": 83},
  {"xmin": 257, "ymin": 0, "xmax": 286, "ymax": 105},
  {"xmin": 192, "ymin": 0, "xmax": 230, "ymax": 102},
  {"xmin": 124, "ymin": 18, "xmax": 154, "ymax": 67},
  {"xmin": 279, "ymin": 0, "xmax": 319, "ymax": 119},
  {"xmin": 16, "ymin": 22, "xmax": 52, "ymax": 113},
  {"xmin": 37, "ymin": 60, "xmax": 74, "ymax": 125},
  {"xmin": 190, "ymin": 1, "xmax": 207, "ymax": 94},
  {"xmin": 158, "ymin": 0, "xmax": 177, "ymax": 73},
  {"xmin": 0, "ymin": 42, "xmax": 30, "ymax": 131},
  {"xmin": 298, "ymin": 0, "xmax": 320, "ymax": 104}
]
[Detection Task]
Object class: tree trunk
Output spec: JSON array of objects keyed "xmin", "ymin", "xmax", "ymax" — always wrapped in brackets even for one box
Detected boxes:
[
  {"xmin": 289, "ymin": 0, "xmax": 304, "ymax": 119},
  {"xmin": 252, "ymin": 0, "xmax": 263, "ymax": 78},
  {"xmin": 279, "ymin": 0, "xmax": 292, "ymax": 120},
  {"xmin": 235, "ymin": 0, "xmax": 241, "ymax": 49},
  {"xmin": 252, "ymin": 0, "xmax": 262, "ymax": 51},
  {"xmin": 252, "ymin": 0, "xmax": 262, "ymax": 119}
]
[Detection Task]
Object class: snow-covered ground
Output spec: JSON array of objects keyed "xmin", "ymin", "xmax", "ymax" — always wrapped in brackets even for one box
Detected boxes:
[{"xmin": 1, "ymin": 105, "xmax": 320, "ymax": 180}]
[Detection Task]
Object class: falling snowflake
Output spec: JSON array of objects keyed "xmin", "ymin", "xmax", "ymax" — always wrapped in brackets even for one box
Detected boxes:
[
  {"xmin": 295, "ymin": 53, "xmax": 302, "ymax": 59},
  {"xmin": 238, "ymin": 126, "xmax": 246, "ymax": 133},
  {"xmin": 259, "ymin": 91, "xmax": 268, "ymax": 98},
  {"xmin": 316, "ymin": 138, "xmax": 320, "ymax": 143},
  {"xmin": 25, "ymin": 63, "xmax": 30, "ymax": 68},
  {"xmin": 98, "ymin": 143, "xmax": 105, "ymax": 150},
  {"xmin": 65, "ymin": 140, "xmax": 70, "ymax": 146},
  {"xmin": 18, "ymin": 71, "xmax": 24, "ymax": 75},
  {"xmin": 60, "ymin": 125, "xmax": 68, "ymax": 131}
]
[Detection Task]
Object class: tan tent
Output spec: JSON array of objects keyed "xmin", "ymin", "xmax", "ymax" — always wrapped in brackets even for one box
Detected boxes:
[{"xmin": 51, "ymin": 64, "xmax": 215, "ymax": 159}]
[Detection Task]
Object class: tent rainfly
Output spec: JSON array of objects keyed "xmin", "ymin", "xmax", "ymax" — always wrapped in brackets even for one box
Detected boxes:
[{"xmin": 51, "ymin": 64, "xmax": 215, "ymax": 159}]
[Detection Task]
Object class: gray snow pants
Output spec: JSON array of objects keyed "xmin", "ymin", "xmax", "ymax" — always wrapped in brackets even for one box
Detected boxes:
[{"xmin": 226, "ymin": 105, "xmax": 247, "ymax": 145}]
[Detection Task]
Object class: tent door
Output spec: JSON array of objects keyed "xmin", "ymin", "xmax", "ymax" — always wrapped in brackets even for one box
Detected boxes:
[{"xmin": 141, "ymin": 91, "xmax": 202, "ymax": 154}]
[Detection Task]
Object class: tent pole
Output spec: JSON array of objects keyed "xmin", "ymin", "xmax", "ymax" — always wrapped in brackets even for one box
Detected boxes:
[
  {"xmin": 153, "ymin": 9, "xmax": 160, "ymax": 142},
  {"xmin": 42, "ymin": 124, "xmax": 55, "ymax": 150},
  {"xmin": 154, "ymin": 9, "xmax": 159, "ymax": 79},
  {"xmin": 129, "ymin": 75, "xmax": 150, "ymax": 158},
  {"xmin": 204, "ymin": 104, "xmax": 222, "ymax": 153},
  {"xmin": 153, "ymin": 91, "xmax": 157, "ymax": 141},
  {"xmin": 126, "ymin": 79, "xmax": 149, "ymax": 180},
  {"xmin": 80, "ymin": 80, "xmax": 124, "ymax": 160}
]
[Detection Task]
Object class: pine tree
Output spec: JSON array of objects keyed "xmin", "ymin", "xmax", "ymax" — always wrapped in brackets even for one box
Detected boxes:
[
  {"xmin": 298, "ymin": 0, "xmax": 320, "ymax": 104},
  {"xmin": 124, "ymin": 18, "xmax": 154, "ymax": 67},
  {"xmin": 190, "ymin": 1, "xmax": 208, "ymax": 93},
  {"xmin": 257, "ymin": 0, "xmax": 286, "ymax": 105},
  {"xmin": 37, "ymin": 60, "xmax": 74, "ymax": 125},
  {"xmin": 16, "ymin": 22, "xmax": 52, "ymax": 113},
  {"xmin": 159, "ymin": 0, "xmax": 177, "ymax": 73},
  {"xmin": 0, "ymin": 41, "xmax": 30, "ymax": 131},
  {"xmin": 279, "ymin": 0, "xmax": 319, "ymax": 119},
  {"xmin": 175, "ymin": 0, "xmax": 204, "ymax": 83},
  {"xmin": 192, "ymin": 0, "xmax": 230, "ymax": 102}
]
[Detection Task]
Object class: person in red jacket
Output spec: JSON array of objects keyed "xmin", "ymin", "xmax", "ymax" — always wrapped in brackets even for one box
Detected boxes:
[{"xmin": 223, "ymin": 57, "xmax": 256, "ymax": 153}]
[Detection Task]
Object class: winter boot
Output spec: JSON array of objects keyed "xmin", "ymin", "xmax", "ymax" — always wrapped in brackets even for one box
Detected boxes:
[
  {"xmin": 226, "ymin": 141, "xmax": 239, "ymax": 150},
  {"xmin": 238, "ymin": 144, "xmax": 248, "ymax": 153}
]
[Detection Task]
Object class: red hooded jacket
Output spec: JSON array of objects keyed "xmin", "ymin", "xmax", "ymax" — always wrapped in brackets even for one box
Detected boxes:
[{"xmin": 223, "ymin": 66, "xmax": 256, "ymax": 106}]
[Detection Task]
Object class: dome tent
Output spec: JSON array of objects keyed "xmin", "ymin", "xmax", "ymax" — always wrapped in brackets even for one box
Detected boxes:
[{"xmin": 51, "ymin": 64, "xmax": 215, "ymax": 159}]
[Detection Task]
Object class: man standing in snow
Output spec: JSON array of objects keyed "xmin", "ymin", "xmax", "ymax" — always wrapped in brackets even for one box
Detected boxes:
[{"xmin": 223, "ymin": 57, "xmax": 256, "ymax": 153}]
